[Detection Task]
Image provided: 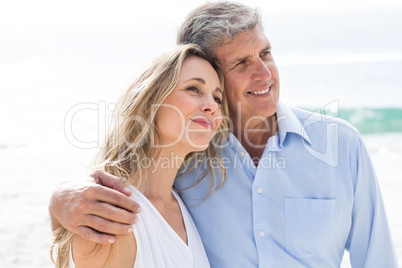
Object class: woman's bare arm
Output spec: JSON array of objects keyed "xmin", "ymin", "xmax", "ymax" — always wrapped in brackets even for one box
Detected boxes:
[{"xmin": 71, "ymin": 231, "xmax": 136, "ymax": 267}]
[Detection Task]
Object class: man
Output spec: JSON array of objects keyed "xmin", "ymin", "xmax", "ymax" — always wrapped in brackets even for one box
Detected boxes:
[{"xmin": 49, "ymin": 2, "xmax": 397, "ymax": 267}]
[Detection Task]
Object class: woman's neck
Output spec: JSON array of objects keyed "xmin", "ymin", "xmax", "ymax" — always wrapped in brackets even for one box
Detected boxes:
[{"xmin": 141, "ymin": 149, "xmax": 186, "ymax": 202}]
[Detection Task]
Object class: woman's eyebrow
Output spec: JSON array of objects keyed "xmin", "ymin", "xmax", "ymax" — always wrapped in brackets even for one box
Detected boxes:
[{"xmin": 184, "ymin": 77, "xmax": 205, "ymax": 84}]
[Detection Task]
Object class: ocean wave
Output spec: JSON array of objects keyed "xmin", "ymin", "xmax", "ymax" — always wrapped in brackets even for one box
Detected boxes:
[
  {"xmin": 276, "ymin": 53, "xmax": 402, "ymax": 66},
  {"xmin": 303, "ymin": 107, "xmax": 402, "ymax": 134}
]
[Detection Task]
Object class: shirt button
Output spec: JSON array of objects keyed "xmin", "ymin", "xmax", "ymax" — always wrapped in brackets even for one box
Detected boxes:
[
  {"xmin": 239, "ymin": 151, "xmax": 245, "ymax": 157},
  {"xmin": 259, "ymin": 231, "xmax": 265, "ymax": 237},
  {"xmin": 256, "ymin": 187, "xmax": 263, "ymax": 194}
]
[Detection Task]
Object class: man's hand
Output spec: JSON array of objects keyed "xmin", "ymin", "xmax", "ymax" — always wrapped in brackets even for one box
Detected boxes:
[{"xmin": 49, "ymin": 170, "xmax": 141, "ymax": 244}]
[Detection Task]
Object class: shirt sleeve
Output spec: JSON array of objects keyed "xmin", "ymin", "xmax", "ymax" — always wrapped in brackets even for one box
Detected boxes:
[{"xmin": 345, "ymin": 135, "xmax": 398, "ymax": 267}]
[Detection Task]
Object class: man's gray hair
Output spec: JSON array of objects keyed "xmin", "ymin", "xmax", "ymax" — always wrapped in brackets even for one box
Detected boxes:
[{"xmin": 177, "ymin": 1, "xmax": 262, "ymax": 56}]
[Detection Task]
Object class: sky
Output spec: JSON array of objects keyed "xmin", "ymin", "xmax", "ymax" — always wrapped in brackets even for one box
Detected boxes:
[
  {"xmin": 1, "ymin": 0, "xmax": 402, "ymax": 65},
  {"xmin": 0, "ymin": 0, "xmax": 401, "ymax": 139}
]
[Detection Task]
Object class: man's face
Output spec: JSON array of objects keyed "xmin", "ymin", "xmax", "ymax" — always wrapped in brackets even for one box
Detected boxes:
[{"xmin": 213, "ymin": 26, "xmax": 280, "ymax": 128}]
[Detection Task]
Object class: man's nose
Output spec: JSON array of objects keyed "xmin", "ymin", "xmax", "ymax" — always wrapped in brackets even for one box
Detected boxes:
[{"xmin": 252, "ymin": 59, "xmax": 271, "ymax": 81}]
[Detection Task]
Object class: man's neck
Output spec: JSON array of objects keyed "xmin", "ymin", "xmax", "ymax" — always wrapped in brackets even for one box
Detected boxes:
[{"xmin": 233, "ymin": 114, "xmax": 278, "ymax": 165}]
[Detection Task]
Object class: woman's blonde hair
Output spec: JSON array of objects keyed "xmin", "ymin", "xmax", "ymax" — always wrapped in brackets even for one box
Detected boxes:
[{"xmin": 51, "ymin": 44, "xmax": 228, "ymax": 267}]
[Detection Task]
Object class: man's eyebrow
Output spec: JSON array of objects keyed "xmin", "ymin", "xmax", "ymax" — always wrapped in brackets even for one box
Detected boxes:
[
  {"xmin": 228, "ymin": 55, "xmax": 250, "ymax": 66},
  {"xmin": 261, "ymin": 45, "xmax": 272, "ymax": 53},
  {"xmin": 228, "ymin": 46, "xmax": 272, "ymax": 66}
]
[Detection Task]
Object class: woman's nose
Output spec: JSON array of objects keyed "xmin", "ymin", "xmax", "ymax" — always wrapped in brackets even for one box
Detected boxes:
[{"xmin": 201, "ymin": 96, "xmax": 219, "ymax": 114}]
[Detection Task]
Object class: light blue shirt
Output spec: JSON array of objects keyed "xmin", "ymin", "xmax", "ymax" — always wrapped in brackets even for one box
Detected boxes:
[{"xmin": 174, "ymin": 102, "xmax": 397, "ymax": 268}]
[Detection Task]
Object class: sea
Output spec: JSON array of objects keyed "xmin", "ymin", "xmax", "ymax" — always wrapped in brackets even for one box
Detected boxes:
[{"xmin": 1, "ymin": 1, "xmax": 401, "ymax": 267}]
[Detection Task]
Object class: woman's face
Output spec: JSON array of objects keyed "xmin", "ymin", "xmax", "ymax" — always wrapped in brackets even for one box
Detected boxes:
[{"xmin": 156, "ymin": 55, "xmax": 223, "ymax": 154}]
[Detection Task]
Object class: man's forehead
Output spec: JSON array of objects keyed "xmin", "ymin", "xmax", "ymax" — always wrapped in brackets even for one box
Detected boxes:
[
  {"xmin": 213, "ymin": 27, "xmax": 270, "ymax": 63},
  {"xmin": 215, "ymin": 41, "xmax": 271, "ymax": 66}
]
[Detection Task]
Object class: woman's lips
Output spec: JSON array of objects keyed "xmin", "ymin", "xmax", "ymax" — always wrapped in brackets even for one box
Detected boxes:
[{"xmin": 191, "ymin": 117, "xmax": 213, "ymax": 130}]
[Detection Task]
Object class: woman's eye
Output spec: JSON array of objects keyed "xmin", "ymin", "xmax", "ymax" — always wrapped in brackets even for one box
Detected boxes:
[
  {"xmin": 214, "ymin": 97, "xmax": 222, "ymax": 104},
  {"xmin": 187, "ymin": 86, "xmax": 200, "ymax": 93}
]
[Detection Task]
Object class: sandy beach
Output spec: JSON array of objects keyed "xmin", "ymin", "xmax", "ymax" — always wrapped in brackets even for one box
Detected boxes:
[{"xmin": 0, "ymin": 133, "xmax": 401, "ymax": 267}]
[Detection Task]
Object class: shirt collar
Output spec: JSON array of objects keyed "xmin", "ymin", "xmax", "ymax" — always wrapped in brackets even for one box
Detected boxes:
[
  {"xmin": 226, "ymin": 101, "xmax": 312, "ymax": 149},
  {"xmin": 276, "ymin": 101, "xmax": 312, "ymax": 146}
]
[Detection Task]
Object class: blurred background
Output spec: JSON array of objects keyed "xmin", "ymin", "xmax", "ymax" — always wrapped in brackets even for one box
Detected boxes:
[{"xmin": 1, "ymin": 0, "xmax": 401, "ymax": 267}]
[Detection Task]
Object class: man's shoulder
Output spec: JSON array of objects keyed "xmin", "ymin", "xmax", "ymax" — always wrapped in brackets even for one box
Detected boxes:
[{"xmin": 289, "ymin": 106, "xmax": 360, "ymax": 135}]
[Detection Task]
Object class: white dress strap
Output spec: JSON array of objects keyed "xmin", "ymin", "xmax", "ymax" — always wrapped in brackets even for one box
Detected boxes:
[
  {"xmin": 68, "ymin": 185, "xmax": 210, "ymax": 268},
  {"xmin": 132, "ymin": 186, "xmax": 210, "ymax": 268}
]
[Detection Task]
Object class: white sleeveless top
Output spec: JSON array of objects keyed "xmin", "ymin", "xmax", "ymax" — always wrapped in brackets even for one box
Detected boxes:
[
  {"xmin": 131, "ymin": 186, "xmax": 210, "ymax": 268},
  {"xmin": 69, "ymin": 186, "xmax": 210, "ymax": 268}
]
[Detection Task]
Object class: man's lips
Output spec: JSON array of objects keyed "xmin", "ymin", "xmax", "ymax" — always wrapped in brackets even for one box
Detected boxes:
[
  {"xmin": 247, "ymin": 84, "xmax": 272, "ymax": 96},
  {"xmin": 191, "ymin": 117, "xmax": 214, "ymax": 130}
]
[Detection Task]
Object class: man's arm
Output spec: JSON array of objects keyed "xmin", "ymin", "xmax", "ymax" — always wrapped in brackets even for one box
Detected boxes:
[
  {"xmin": 346, "ymin": 137, "xmax": 398, "ymax": 267},
  {"xmin": 49, "ymin": 170, "xmax": 141, "ymax": 244}
]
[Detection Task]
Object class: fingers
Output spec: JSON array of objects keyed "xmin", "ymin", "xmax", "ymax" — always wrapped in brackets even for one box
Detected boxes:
[
  {"xmin": 89, "ymin": 201, "xmax": 139, "ymax": 226},
  {"xmin": 50, "ymin": 177, "xmax": 142, "ymax": 244},
  {"xmin": 82, "ymin": 214, "xmax": 137, "ymax": 236},
  {"xmin": 87, "ymin": 184, "xmax": 141, "ymax": 215},
  {"xmin": 75, "ymin": 226, "xmax": 116, "ymax": 245},
  {"xmin": 91, "ymin": 170, "xmax": 132, "ymax": 196}
]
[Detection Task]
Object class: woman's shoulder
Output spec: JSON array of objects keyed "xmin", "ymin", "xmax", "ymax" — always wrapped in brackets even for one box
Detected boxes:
[{"xmin": 71, "ymin": 233, "xmax": 136, "ymax": 268}]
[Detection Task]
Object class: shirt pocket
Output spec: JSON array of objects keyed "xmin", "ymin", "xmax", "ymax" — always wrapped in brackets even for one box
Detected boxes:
[{"xmin": 284, "ymin": 198, "xmax": 338, "ymax": 258}]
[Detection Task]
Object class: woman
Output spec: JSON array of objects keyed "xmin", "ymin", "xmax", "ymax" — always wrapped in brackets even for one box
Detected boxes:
[{"xmin": 50, "ymin": 44, "xmax": 228, "ymax": 267}]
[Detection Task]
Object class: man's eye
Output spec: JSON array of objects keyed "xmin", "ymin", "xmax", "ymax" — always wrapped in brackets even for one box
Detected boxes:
[
  {"xmin": 236, "ymin": 60, "xmax": 246, "ymax": 67},
  {"xmin": 261, "ymin": 51, "xmax": 271, "ymax": 58}
]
